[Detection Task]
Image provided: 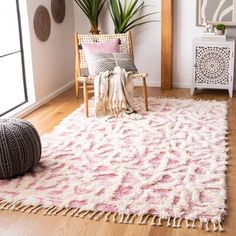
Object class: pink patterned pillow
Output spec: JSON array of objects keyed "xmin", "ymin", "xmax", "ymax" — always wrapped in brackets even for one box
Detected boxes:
[
  {"xmin": 82, "ymin": 39, "xmax": 120, "ymax": 53},
  {"xmin": 82, "ymin": 39, "xmax": 120, "ymax": 76}
]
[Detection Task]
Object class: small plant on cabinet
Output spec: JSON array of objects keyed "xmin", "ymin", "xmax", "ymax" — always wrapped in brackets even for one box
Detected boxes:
[{"xmin": 215, "ymin": 24, "xmax": 226, "ymax": 35}]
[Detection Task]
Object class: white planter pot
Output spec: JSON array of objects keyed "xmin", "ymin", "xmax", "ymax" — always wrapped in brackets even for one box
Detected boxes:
[{"xmin": 215, "ymin": 29, "xmax": 225, "ymax": 35}]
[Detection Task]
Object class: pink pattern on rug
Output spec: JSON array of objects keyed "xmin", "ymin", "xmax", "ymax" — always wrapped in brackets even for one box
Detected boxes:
[{"xmin": 0, "ymin": 97, "xmax": 228, "ymax": 224}]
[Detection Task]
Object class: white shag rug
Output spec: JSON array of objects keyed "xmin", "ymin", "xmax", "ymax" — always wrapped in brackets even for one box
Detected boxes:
[{"xmin": 0, "ymin": 97, "xmax": 228, "ymax": 232}]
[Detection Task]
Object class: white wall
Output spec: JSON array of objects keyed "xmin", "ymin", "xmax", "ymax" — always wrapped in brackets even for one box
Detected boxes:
[
  {"xmin": 26, "ymin": 0, "xmax": 75, "ymax": 102},
  {"xmin": 74, "ymin": 0, "xmax": 162, "ymax": 87},
  {"xmin": 173, "ymin": 0, "xmax": 236, "ymax": 88}
]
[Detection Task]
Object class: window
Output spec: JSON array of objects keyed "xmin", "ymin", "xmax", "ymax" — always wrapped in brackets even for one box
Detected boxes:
[{"xmin": 0, "ymin": 0, "xmax": 27, "ymax": 116}]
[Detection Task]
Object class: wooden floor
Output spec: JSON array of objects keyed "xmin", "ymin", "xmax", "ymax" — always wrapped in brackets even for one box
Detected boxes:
[{"xmin": 0, "ymin": 87, "xmax": 235, "ymax": 236}]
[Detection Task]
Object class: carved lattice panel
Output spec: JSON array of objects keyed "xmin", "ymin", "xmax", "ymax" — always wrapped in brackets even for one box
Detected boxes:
[{"xmin": 195, "ymin": 46, "xmax": 231, "ymax": 85}]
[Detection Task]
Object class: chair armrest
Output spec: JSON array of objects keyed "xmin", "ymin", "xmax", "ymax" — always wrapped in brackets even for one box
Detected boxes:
[
  {"xmin": 77, "ymin": 75, "xmax": 95, "ymax": 83},
  {"xmin": 133, "ymin": 72, "xmax": 148, "ymax": 79}
]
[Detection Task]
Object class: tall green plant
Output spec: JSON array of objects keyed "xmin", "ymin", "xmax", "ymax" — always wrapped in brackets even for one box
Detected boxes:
[
  {"xmin": 74, "ymin": 0, "xmax": 107, "ymax": 34},
  {"xmin": 109, "ymin": 0, "xmax": 159, "ymax": 33}
]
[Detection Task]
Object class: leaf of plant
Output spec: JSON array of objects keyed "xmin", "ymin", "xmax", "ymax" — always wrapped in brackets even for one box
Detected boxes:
[
  {"xmin": 125, "ymin": 20, "xmax": 159, "ymax": 33},
  {"xmin": 125, "ymin": 12, "xmax": 159, "ymax": 29}
]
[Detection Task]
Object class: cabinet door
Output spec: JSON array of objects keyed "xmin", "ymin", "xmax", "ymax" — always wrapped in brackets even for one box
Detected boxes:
[{"xmin": 194, "ymin": 45, "xmax": 231, "ymax": 85}]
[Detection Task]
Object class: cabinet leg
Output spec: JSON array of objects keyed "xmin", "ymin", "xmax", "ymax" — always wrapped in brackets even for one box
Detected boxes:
[
  {"xmin": 191, "ymin": 87, "xmax": 195, "ymax": 95},
  {"xmin": 229, "ymin": 88, "xmax": 233, "ymax": 98}
]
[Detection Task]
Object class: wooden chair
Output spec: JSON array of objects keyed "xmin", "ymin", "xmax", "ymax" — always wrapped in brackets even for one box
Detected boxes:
[{"xmin": 74, "ymin": 31, "xmax": 148, "ymax": 117}]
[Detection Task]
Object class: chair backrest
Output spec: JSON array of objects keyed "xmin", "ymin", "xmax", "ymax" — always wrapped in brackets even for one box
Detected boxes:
[{"xmin": 74, "ymin": 32, "xmax": 134, "ymax": 77}]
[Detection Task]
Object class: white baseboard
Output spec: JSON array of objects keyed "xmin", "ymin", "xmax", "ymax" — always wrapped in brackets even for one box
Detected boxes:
[
  {"xmin": 134, "ymin": 80, "xmax": 191, "ymax": 89},
  {"xmin": 13, "ymin": 81, "xmax": 75, "ymax": 118},
  {"xmin": 139, "ymin": 80, "xmax": 236, "ymax": 91},
  {"xmin": 173, "ymin": 83, "xmax": 191, "ymax": 89},
  {"xmin": 134, "ymin": 81, "xmax": 161, "ymax": 87}
]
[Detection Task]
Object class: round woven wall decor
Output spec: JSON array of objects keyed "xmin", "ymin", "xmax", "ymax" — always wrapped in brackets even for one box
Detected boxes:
[
  {"xmin": 51, "ymin": 0, "xmax": 66, "ymax": 23},
  {"xmin": 34, "ymin": 5, "xmax": 51, "ymax": 42}
]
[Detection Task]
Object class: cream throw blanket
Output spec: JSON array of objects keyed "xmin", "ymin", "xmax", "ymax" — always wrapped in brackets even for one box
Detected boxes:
[{"xmin": 94, "ymin": 66, "xmax": 135, "ymax": 117}]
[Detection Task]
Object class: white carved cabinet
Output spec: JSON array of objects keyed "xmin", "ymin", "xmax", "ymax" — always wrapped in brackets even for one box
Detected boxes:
[{"xmin": 192, "ymin": 38, "xmax": 235, "ymax": 97}]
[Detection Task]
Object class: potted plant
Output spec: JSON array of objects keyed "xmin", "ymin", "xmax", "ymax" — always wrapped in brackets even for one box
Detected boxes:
[
  {"xmin": 74, "ymin": 0, "xmax": 107, "ymax": 34},
  {"xmin": 108, "ymin": 0, "xmax": 159, "ymax": 33},
  {"xmin": 215, "ymin": 24, "xmax": 226, "ymax": 35}
]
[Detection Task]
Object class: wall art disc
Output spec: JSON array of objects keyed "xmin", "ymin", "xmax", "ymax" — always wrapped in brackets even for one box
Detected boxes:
[
  {"xmin": 34, "ymin": 5, "xmax": 51, "ymax": 42},
  {"xmin": 51, "ymin": 0, "xmax": 66, "ymax": 23}
]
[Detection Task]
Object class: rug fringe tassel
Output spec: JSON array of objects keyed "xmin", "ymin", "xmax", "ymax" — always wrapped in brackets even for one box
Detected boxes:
[
  {"xmin": 129, "ymin": 214, "xmax": 136, "ymax": 224},
  {"xmin": 21, "ymin": 205, "xmax": 32, "ymax": 213},
  {"xmin": 0, "ymin": 200, "xmax": 6, "ymax": 205},
  {"xmin": 80, "ymin": 210, "xmax": 90, "ymax": 218},
  {"xmin": 139, "ymin": 215, "xmax": 150, "ymax": 225},
  {"xmin": 191, "ymin": 219, "xmax": 196, "ymax": 228},
  {"xmin": 213, "ymin": 222, "xmax": 217, "ymax": 232},
  {"xmin": 27, "ymin": 204, "xmax": 42, "ymax": 213},
  {"xmin": 123, "ymin": 214, "xmax": 131, "ymax": 224},
  {"xmin": 14, "ymin": 203, "xmax": 24, "ymax": 211},
  {"xmin": 219, "ymin": 222, "xmax": 224, "ymax": 232},
  {"xmin": 137, "ymin": 214, "xmax": 144, "ymax": 224},
  {"xmin": 95, "ymin": 211, "xmax": 105, "ymax": 221},
  {"xmin": 104, "ymin": 212, "xmax": 112, "ymax": 222},
  {"xmin": 43, "ymin": 206, "xmax": 55, "ymax": 215},
  {"xmin": 113, "ymin": 212, "xmax": 118, "ymax": 223},
  {"xmin": 12, "ymin": 202, "xmax": 22, "ymax": 211},
  {"xmin": 185, "ymin": 219, "xmax": 190, "ymax": 228},
  {"xmin": 172, "ymin": 217, "xmax": 177, "ymax": 228},
  {"xmin": 74, "ymin": 209, "xmax": 84, "ymax": 217},
  {"xmin": 70, "ymin": 208, "xmax": 80, "ymax": 217},
  {"xmin": 53, "ymin": 207, "xmax": 65, "ymax": 216},
  {"xmin": 32, "ymin": 205, "xmax": 43, "ymax": 214},
  {"xmin": 177, "ymin": 218, "xmax": 183, "ymax": 228},
  {"xmin": 199, "ymin": 220, "xmax": 203, "ymax": 229},
  {"xmin": 0, "ymin": 202, "xmax": 11, "ymax": 210},
  {"xmin": 118, "ymin": 214, "xmax": 125, "ymax": 223},
  {"xmin": 49, "ymin": 206, "xmax": 58, "ymax": 215},
  {"xmin": 0, "ymin": 201, "xmax": 225, "ymax": 232},
  {"xmin": 205, "ymin": 221, "xmax": 210, "ymax": 232},
  {"xmin": 4, "ymin": 201, "xmax": 16, "ymax": 210},
  {"xmin": 89, "ymin": 211, "xmax": 99, "ymax": 220},
  {"xmin": 167, "ymin": 217, "xmax": 171, "ymax": 227},
  {"xmin": 63, "ymin": 207, "xmax": 73, "ymax": 216},
  {"xmin": 150, "ymin": 216, "xmax": 157, "ymax": 226}
]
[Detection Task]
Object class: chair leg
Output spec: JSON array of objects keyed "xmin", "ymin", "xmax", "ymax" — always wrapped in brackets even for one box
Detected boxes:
[
  {"xmin": 142, "ymin": 77, "xmax": 148, "ymax": 111},
  {"xmin": 83, "ymin": 81, "xmax": 89, "ymax": 117},
  {"xmin": 76, "ymin": 80, "xmax": 79, "ymax": 98}
]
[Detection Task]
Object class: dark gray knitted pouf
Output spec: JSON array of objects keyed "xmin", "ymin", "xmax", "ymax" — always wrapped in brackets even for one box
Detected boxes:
[{"xmin": 0, "ymin": 119, "xmax": 41, "ymax": 179}]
